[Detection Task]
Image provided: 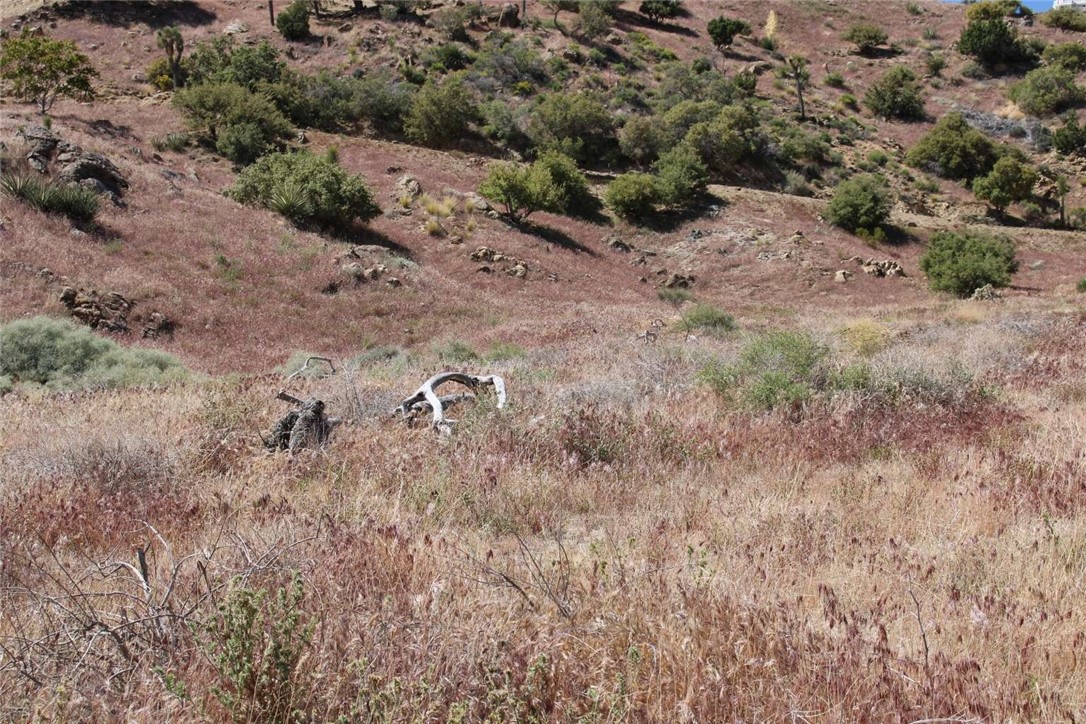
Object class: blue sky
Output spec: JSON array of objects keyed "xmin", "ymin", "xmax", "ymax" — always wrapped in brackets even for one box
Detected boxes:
[{"xmin": 943, "ymin": 0, "xmax": 1056, "ymax": 9}]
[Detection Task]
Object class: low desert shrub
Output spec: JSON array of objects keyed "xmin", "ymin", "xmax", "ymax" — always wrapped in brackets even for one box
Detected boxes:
[
  {"xmin": 679, "ymin": 304, "xmax": 736, "ymax": 336},
  {"xmin": 864, "ymin": 66, "xmax": 925, "ymax": 121},
  {"xmin": 0, "ymin": 316, "xmax": 185, "ymax": 391},
  {"xmin": 276, "ymin": 0, "xmax": 310, "ymax": 41},
  {"xmin": 173, "ymin": 82, "xmax": 293, "ymax": 165},
  {"xmin": 1041, "ymin": 6, "xmax": 1086, "ymax": 32},
  {"xmin": 228, "ymin": 150, "xmax": 381, "ymax": 230},
  {"xmin": 843, "ymin": 23, "xmax": 889, "ymax": 55},
  {"xmin": 404, "ymin": 74, "xmax": 477, "ymax": 148},
  {"xmin": 1042, "ymin": 42, "xmax": 1086, "ymax": 72},
  {"xmin": 919, "ymin": 229, "xmax": 1018, "ymax": 297},
  {"xmin": 1007, "ymin": 66, "xmax": 1084, "ymax": 116}
]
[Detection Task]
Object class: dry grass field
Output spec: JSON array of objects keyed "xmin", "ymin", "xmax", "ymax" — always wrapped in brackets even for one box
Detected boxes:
[{"xmin": 2, "ymin": 0, "xmax": 1086, "ymax": 720}]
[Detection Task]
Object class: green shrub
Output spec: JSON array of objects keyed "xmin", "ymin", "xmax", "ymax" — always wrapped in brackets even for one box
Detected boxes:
[
  {"xmin": 151, "ymin": 132, "xmax": 190, "ymax": 152},
  {"xmin": 421, "ymin": 42, "xmax": 475, "ymax": 72},
  {"xmin": 824, "ymin": 71, "xmax": 846, "ymax": 88},
  {"xmin": 404, "ymin": 75, "xmax": 477, "ymax": 148},
  {"xmin": 1, "ymin": 174, "xmax": 99, "ymax": 222},
  {"xmin": 1053, "ymin": 114, "xmax": 1086, "ymax": 155},
  {"xmin": 527, "ymin": 91, "xmax": 615, "ymax": 164},
  {"xmin": 738, "ymin": 331, "xmax": 827, "ymax": 410},
  {"xmin": 919, "ymin": 229, "xmax": 1018, "ymax": 297},
  {"xmin": 485, "ymin": 341, "xmax": 526, "ymax": 362},
  {"xmin": 640, "ymin": 0, "xmax": 682, "ymax": 23},
  {"xmin": 276, "ymin": 0, "xmax": 310, "ymax": 40},
  {"xmin": 1007, "ymin": 66, "xmax": 1084, "ymax": 116},
  {"xmin": 473, "ymin": 33, "xmax": 549, "ymax": 89},
  {"xmin": 706, "ymin": 16, "xmax": 751, "ymax": 52},
  {"xmin": 0, "ymin": 316, "xmax": 185, "ymax": 391},
  {"xmin": 146, "ymin": 55, "xmax": 191, "ymax": 91},
  {"xmin": 1077, "ymin": 277, "xmax": 1086, "ymax": 293},
  {"xmin": 1041, "ymin": 7, "xmax": 1086, "ymax": 32},
  {"xmin": 925, "ymin": 52, "xmax": 947, "ymax": 76},
  {"xmin": 187, "ymin": 37, "xmax": 284, "ymax": 90},
  {"xmin": 350, "ymin": 70, "xmax": 416, "ymax": 133},
  {"xmin": 1042, "ymin": 42, "xmax": 1086, "ymax": 72},
  {"xmin": 605, "ymin": 173, "xmax": 661, "ymax": 219},
  {"xmin": 972, "ymin": 156, "xmax": 1037, "ymax": 213},
  {"xmin": 653, "ymin": 142, "xmax": 708, "ymax": 207},
  {"xmin": 434, "ymin": 339, "xmax": 478, "ymax": 363},
  {"xmin": 619, "ymin": 115, "xmax": 665, "ymax": 165},
  {"xmin": 680, "ymin": 304, "xmax": 735, "ymax": 337},
  {"xmin": 965, "ymin": 0, "xmax": 1030, "ymax": 21},
  {"xmin": 844, "ymin": 23, "xmax": 889, "ymax": 55},
  {"xmin": 202, "ymin": 573, "xmax": 314, "ymax": 723},
  {"xmin": 575, "ymin": 1, "xmax": 612, "ymax": 40},
  {"xmin": 827, "ymin": 174, "xmax": 890, "ymax": 234},
  {"xmin": 229, "ymin": 150, "xmax": 381, "ymax": 230},
  {"xmin": 658, "ymin": 287, "xmax": 693, "ymax": 304},
  {"xmin": 905, "ymin": 112, "xmax": 1000, "ymax": 181},
  {"xmin": 173, "ymin": 82, "xmax": 293, "ymax": 165},
  {"xmin": 864, "ymin": 66, "xmax": 925, "ymax": 121},
  {"xmin": 682, "ymin": 103, "xmax": 765, "ymax": 174},
  {"xmin": 478, "ymin": 151, "xmax": 592, "ymax": 222},
  {"xmin": 958, "ymin": 18, "xmax": 1036, "ymax": 67}
]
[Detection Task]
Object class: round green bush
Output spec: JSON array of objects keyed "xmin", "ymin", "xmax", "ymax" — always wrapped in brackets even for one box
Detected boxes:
[
  {"xmin": 229, "ymin": 150, "xmax": 381, "ymax": 230},
  {"xmin": 827, "ymin": 174, "xmax": 891, "ymax": 233},
  {"xmin": 604, "ymin": 173, "xmax": 660, "ymax": 219},
  {"xmin": 863, "ymin": 66, "xmax": 925, "ymax": 121},
  {"xmin": 919, "ymin": 229, "xmax": 1018, "ymax": 297},
  {"xmin": 276, "ymin": 0, "xmax": 310, "ymax": 41}
]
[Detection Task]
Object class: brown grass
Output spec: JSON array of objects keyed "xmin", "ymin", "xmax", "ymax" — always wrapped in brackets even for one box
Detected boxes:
[{"xmin": 2, "ymin": 304, "xmax": 1085, "ymax": 721}]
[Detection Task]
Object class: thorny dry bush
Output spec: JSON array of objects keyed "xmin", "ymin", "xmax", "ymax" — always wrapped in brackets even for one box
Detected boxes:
[{"xmin": 1, "ymin": 308, "xmax": 1085, "ymax": 721}]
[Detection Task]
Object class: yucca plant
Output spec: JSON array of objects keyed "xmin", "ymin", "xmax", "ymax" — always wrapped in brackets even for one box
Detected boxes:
[
  {"xmin": 1, "ymin": 174, "xmax": 99, "ymax": 222},
  {"xmin": 267, "ymin": 180, "xmax": 313, "ymax": 224}
]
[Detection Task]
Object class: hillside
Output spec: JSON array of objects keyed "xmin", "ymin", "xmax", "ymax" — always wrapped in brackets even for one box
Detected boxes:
[{"xmin": 1, "ymin": 0, "xmax": 1086, "ymax": 720}]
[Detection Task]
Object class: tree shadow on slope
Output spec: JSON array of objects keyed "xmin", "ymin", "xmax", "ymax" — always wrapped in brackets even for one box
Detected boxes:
[
  {"xmin": 513, "ymin": 220, "xmax": 597, "ymax": 256},
  {"xmin": 60, "ymin": 0, "xmax": 217, "ymax": 29},
  {"xmin": 329, "ymin": 225, "xmax": 415, "ymax": 259},
  {"xmin": 610, "ymin": 8, "xmax": 699, "ymax": 38}
]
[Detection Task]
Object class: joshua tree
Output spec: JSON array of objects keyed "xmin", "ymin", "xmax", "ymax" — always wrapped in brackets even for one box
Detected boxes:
[
  {"xmin": 779, "ymin": 55, "xmax": 810, "ymax": 120},
  {"xmin": 156, "ymin": 25, "xmax": 184, "ymax": 90}
]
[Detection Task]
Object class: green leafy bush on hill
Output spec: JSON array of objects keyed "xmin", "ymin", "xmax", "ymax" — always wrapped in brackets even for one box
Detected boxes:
[
  {"xmin": 827, "ymin": 174, "xmax": 891, "ymax": 235},
  {"xmin": 920, "ymin": 230, "xmax": 1018, "ymax": 297},
  {"xmin": 906, "ymin": 112, "xmax": 1001, "ymax": 182},
  {"xmin": 229, "ymin": 150, "xmax": 380, "ymax": 231}
]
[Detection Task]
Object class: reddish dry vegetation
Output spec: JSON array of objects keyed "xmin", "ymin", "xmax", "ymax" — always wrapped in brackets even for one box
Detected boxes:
[
  {"xmin": 2, "ymin": 307, "xmax": 1086, "ymax": 721},
  {"xmin": 2, "ymin": 0, "xmax": 1086, "ymax": 720}
]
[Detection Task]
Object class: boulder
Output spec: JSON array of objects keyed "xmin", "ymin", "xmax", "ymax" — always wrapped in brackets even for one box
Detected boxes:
[
  {"xmin": 20, "ymin": 124, "xmax": 58, "ymax": 173},
  {"xmin": 834, "ymin": 270, "xmax": 853, "ymax": 283},
  {"xmin": 395, "ymin": 174, "xmax": 422, "ymax": 201},
  {"xmin": 56, "ymin": 143, "xmax": 129, "ymax": 199},
  {"xmin": 971, "ymin": 284, "xmax": 1001, "ymax": 301},
  {"xmin": 142, "ymin": 311, "xmax": 175, "ymax": 339},
  {"xmin": 660, "ymin": 273, "xmax": 694, "ymax": 289},
  {"xmin": 59, "ymin": 286, "xmax": 133, "ymax": 332},
  {"xmin": 224, "ymin": 20, "xmax": 248, "ymax": 34}
]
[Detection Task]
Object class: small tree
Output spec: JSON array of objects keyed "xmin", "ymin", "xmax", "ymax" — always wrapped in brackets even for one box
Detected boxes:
[
  {"xmin": 0, "ymin": 29, "xmax": 98, "ymax": 114},
  {"xmin": 778, "ymin": 55, "xmax": 810, "ymax": 120},
  {"xmin": 1053, "ymin": 114, "xmax": 1086, "ymax": 156},
  {"xmin": 276, "ymin": 0, "xmax": 311, "ymax": 40},
  {"xmin": 707, "ymin": 16, "xmax": 752, "ymax": 54},
  {"xmin": 827, "ymin": 174, "xmax": 891, "ymax": 234},
  {"xmin": 156, "ymin": 26, "xmax": 185, "ymax": 90},
  {"xmin": 1042, "ymin": 42, "xmax": 1086, "ymax": 72},
  {"xmin": 640, "ymin": 0, "xmax": 682, "ymax": 23},
  {"xmin": 863, "ymin": 66, "xmax": 925, "ymax": 121},
  {"xmin": 972, "ymin": 156, "xmax": 1037, "ymax": 215},
  {"xmin": 843, "ymin": 23, "xmax": 888, "ymax": 56},
  {"xmin": 920, "ymin": 230, "xmax": 1018, "ymax": 297},
  {"xmin": 479, "ymin": 151, "xmax": 592, "ymax": 223}
]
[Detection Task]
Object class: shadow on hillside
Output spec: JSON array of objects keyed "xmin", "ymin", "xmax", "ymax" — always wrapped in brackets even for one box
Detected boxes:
[
  {"xmin": 516, "ymin": 221, "xmax": 597, "ymax": 256},
  {"xmin": 639, "ymin": 196, "xmax": 729, "ymax": 234},
  {"xmin": 60, "ymin": 0, "xmax": 217, "ymax": 28},
  {"xmin": 611, "ymin": 8, "xmax": 699, "ymax": 37},
  {"xmin": 332, "ymin": 226, "xmax": 414, "ymax": 258}
]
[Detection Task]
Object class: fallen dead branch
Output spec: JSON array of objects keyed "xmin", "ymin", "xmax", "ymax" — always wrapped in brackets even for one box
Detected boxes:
[{"xmin": 394, "ymin": 372, "xmax": 506, "ymax": 433}]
